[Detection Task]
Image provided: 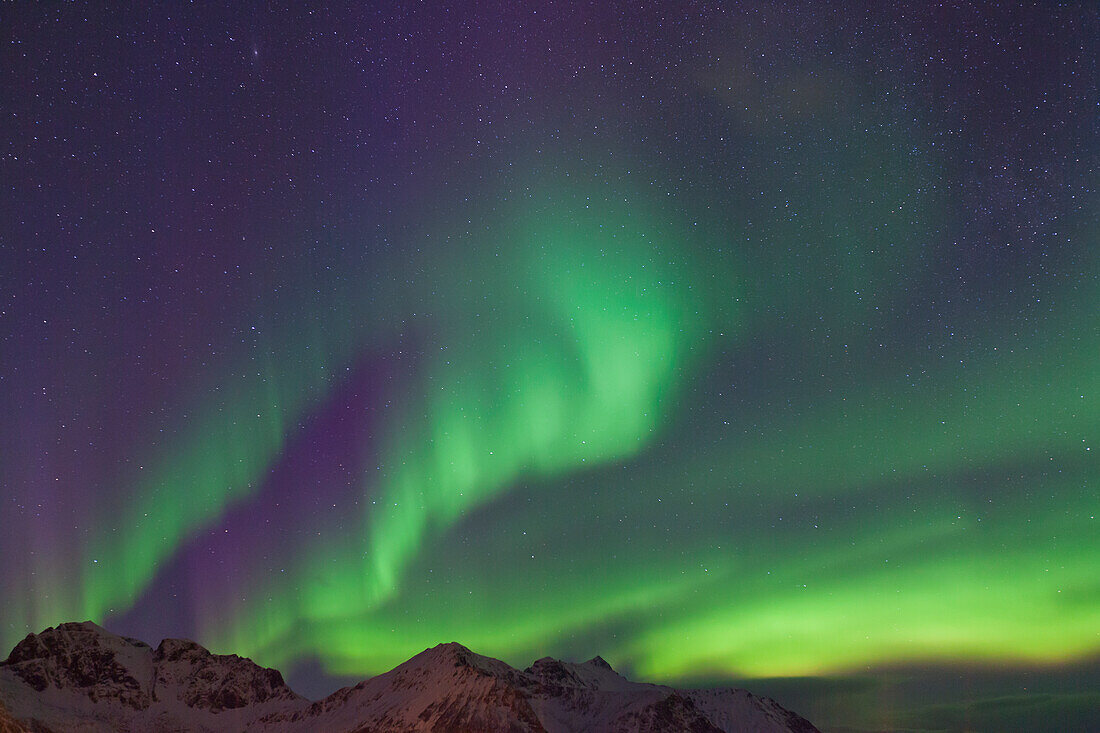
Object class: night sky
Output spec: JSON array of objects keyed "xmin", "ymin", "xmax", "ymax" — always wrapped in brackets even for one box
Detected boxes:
[{"xmin": 3, "ymin": 4, "xmax": 1097, "ymax": 731}]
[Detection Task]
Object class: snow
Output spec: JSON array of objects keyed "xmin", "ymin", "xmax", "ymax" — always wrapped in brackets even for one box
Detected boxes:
[{"xmin": 0, "ymin": 625, "xmax": 819, "ymax": 732}]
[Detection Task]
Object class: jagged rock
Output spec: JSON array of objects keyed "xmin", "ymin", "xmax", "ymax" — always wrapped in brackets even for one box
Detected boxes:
[
  {"xmin": 153, "ymin": 636, "xmax": 299, "ymax": 712},
  {"xmin": 0, "ymin": 622, "xmax": 302, "ymax": 731},
  {"xmin": 0, "ymin": 624, "xmax": 820, "ymax": 732},
  {"xmin": 2, "ymin": 622, "xmax": 153, "ymax": 710}
]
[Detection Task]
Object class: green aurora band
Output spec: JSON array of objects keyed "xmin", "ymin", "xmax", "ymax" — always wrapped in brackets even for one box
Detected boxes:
[
  {"xmin": 201, "ymin": 175, "xmax": 709, "ymax": 663},
  {"xmin": 10, "ymin": 151, "xmax": 1098, "ymax": 689},
  {"xmin": 209, "ymin": 167, "xmax": 1096, "ymax": 682}
]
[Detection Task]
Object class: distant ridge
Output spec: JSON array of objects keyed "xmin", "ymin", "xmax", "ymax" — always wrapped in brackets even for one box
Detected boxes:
[{"xmin": 0, "ymin": 622, "xmax": 820, "ymax": 732}]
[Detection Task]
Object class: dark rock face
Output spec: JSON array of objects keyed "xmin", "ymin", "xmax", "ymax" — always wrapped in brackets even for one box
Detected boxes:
[
  {"xmin": 586, "ymin": 656, "xmax": 613, "ymax": 671},
  {"xmin": 153, "ymin": 637, "xmax": 299, "ymax": 712},
  {"xmin": 613, "ymin": 693, "xmax": 725, "ymax": 733},
  {"xmin": 2, "ymin": 622, "xmax": 152, "ymax": 710},
  {"xmin": 0, "ymin": 622, "xmax": 301, "ymax": 717},
  {"xmin": 526, "ymin": 657, "xmax": 581, "ymax": 687},
  {"xmin": 781, "ymin": 707, "xmax": 824, "ymax": 733},
  {"xmin": 0, "ymin": 624, "xmax": 821, "ymax": 732},
  {"xmin": 0, "ymin": 621, "xmax": 304, "ymax": 732},
  {"xmin": 417, "ymin": 679, "xmax": 547, "ymax": 733}
]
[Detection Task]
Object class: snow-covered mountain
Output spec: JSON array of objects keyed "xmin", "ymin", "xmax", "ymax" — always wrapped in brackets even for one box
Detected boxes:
[
  {"xmin": 0, "ymin": 622, "xmax": 303, "ymax": 732},
  {"xmin": 0, "ymin": 623, "xmax": 819, "ymax": 732}
]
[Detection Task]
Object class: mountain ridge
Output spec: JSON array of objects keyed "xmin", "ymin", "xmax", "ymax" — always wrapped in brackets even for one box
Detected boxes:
[{"xmin": 0, "ymin": 622, "xmax": 820, "ymax": 732}]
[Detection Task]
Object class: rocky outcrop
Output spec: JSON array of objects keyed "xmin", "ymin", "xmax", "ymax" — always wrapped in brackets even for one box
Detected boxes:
[{"xmin": 0, "ymin": 624, "xmax": 820, "ymax": 732}]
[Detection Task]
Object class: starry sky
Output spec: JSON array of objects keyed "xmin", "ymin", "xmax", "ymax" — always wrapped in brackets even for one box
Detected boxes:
[{"xmin": 2, "ymin": 3, "xmax": 1097, "ymax": 731}]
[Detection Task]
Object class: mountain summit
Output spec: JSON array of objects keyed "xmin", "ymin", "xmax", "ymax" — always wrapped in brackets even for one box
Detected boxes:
[{"xmin": 0, "ymin": 623, "xmax": 819, "ymax": 732}]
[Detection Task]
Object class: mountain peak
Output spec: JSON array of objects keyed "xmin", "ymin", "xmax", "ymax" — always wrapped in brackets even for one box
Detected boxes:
[
  {"xmin": 154, "ymin": 636, "xmax": 211, "ymax": 661},
  {"xmin": 413, "ymin": 641, "xmax": 480, "ymax": 669},
  {"xmin": 399, "ymin": 641, "xmax": 522, "ymax": 683},
  {"xmin": 526, "ymin": 654, "xmax": 632, "ymax": 693},
  {"xmin": 54, "ymin": 620, "xmax": 105, "ymax": 633},
  {"xmin": 1, "ymin": 619, "xmax": 154, "ymax": 710},
  {"xmin": 585, "ymin": 655, "xmax": 613, "ymax": 671},
  {"xmin": 0, "ymin": 620, "xmax": 301, "ymax": 724},
  {"xmin": 428, "ymin": 641, "xmax": 474, "ymax": 657},
  {"xmin": 3, "ymin": 620, "xmax": 150, "ymax": 667},
  {"xmin": 0, "ymin": 626, "xmax": 821, "ymax": 732}
]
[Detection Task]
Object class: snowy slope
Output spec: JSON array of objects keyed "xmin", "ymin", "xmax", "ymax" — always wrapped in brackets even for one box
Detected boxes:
[
  {"xmin": 260, "ymin": 642, "xmax": 819, "ymax": 733},
  {"xmin": 0, "ymin": 624, "xmax": 820, "ymax": 732},
  {"xmin": 0, "ymin": 700, "xmax": 27, "ymax": 733},
  {"xmin": 0, "ymin": 622, "xmax": 305, "ymax": 732}
]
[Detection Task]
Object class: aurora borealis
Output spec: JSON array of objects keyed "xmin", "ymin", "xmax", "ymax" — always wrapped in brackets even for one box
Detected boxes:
[{"xmin": 3, "ymin": 3, "xmax": 1098, "ymax": 731}]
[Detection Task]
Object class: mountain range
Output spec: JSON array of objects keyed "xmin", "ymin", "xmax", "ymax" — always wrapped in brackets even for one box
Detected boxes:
[{"xmin": 0, "ymin": 621, "xmax": 820, "ymax": 732}]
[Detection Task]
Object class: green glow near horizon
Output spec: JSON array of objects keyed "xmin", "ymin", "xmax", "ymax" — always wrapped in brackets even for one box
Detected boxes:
[
  {"xmin": 626, "ymin": 475, "xmax": 1098, "ymax": 680},
  {"xmin": 6, "ymin": 13, "xmax": 1099, "ymax": 728},
  {"xmin": 201, "ymin": 176, "xmax": 1096, "ymax": 685},
  {"xmin": 10, "ymin": 156, "xmax": 1096, "ymax": 695}
]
